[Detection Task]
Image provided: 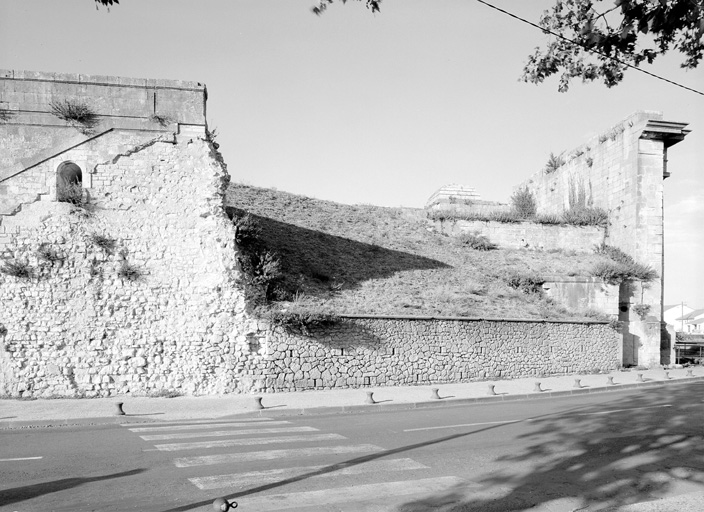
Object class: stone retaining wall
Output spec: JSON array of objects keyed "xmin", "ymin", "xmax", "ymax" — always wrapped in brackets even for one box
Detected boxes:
[
  {"xmin": 433, "ymin": 219, "xmax": 604, "ymax": 252},
  {"xmin": 252, "ymin": 316, "xmax": 621, "ymax": 392}
]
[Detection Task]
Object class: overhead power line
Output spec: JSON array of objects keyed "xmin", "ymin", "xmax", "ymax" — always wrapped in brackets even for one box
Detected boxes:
[{"xmin": 474, "ymin": 0, "xmax": 704, "ymax": 97}]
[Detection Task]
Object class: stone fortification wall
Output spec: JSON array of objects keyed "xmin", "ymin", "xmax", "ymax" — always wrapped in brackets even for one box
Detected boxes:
[
  {"xmin": 433, "ymin": 219, "xmax": 604, "ymax": 252},
  {"xmin": 0, "ymin": 137, "xmax": 268, "ymax": 398},
  {"xmin": 515, "ymin": 111, "xmax": 690, "ymax": 366},
  {"xmin": 253, "ymin": 316, "xmax": 620, "ymax": 391},
  {"xmin": 0, "ymin": 70, "xmax": 207, "ymax": 216}
]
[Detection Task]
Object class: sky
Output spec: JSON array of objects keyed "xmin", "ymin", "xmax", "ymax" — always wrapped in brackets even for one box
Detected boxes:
[{"xmin": 1, "ymin": 0, "xmax": 702, "ymax": 307}]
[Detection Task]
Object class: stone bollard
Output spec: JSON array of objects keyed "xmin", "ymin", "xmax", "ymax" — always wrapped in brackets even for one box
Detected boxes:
[
  {"xmin": 430, "ymin": 388, "xmax": 441, "ymax": 400},
  {"xmin": 607, "ymin": 376, "xmax": 615, "ymax": 386},
  {"xmin": 533, "ymin": 382, "xmax": 543, "ymax": 393},
  {"xmin": 687, "ymin": 369, "xmax": 694, "ymax": 377},
  {"xmin": 636, "ymin": 373, "xmax": 645, "ymax": 382},
  {"xmin": 664, "ymin": 371, "xmax": 671, "ymax": 380},
  {"xmin": 365, "ymin": 391, "xmax": 376, "ymax": 405},
  {"xmin": 253, "ymin": 396, "xmax": 264, "ymax": 410},
  {"xmin": 487, "ymin": 384, "xmax": 497, "ymax": 396},
  {"xmin": 213, "ymin": 497, "xmax": 238, "ymax": 511},
  {"xmin": 115, "ymin": 402, "xmax": 125, "ymax": 416},
  {"xmin": 573, "ymin": 378, "xmax": 582, "ymax": 389}
]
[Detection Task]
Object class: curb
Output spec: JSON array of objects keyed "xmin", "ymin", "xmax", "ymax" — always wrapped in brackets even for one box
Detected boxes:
[{"xmin": 2, "ymin": 376, "xmax": 702, "ymax": 429}]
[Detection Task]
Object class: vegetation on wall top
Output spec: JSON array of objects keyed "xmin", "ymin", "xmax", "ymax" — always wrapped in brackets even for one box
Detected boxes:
[
  {"xmin": 429, "ymin": 186, "xmax": 608, "ymax": 228},
  {"xmin": 590, "ymin": 243, "xmax": 658, "ymax": 283},
  {"xmin": 49, "ymin": 99, "xmax": 99, "ymax": 134}
]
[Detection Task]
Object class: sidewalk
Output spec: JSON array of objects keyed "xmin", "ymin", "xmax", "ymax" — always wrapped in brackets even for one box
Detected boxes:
[{"xmin": 2, "ymin": 367, "xmax": 701, "ymax": 429}]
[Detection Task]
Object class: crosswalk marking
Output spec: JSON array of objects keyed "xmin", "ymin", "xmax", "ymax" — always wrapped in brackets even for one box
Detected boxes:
[
  {"xmin": 189, "ymin": 458, "xmax": 428, "ymax": 490},
  {"xmin": 140, "ymin": 426, "xmax": 317, "ymax": 441},
  {"xmin": 236, "ymin": 476, "xmax": 464, "ymax": 510},
  {"xmin": 128, "ymin": 420, "xmax": 289, "ymax": 433},
  {"xmin": 156, "ymin": 433, "xmax": 346, "ymax": 452},
  {"xmin": 174, "ymin": 444, "xmax": 383, "ymax": 467}
]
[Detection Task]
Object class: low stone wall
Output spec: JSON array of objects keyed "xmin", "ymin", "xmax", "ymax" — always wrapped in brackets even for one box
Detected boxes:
[
  {"xmin": 251, "ymin": 316, "xmax": 621, "ymax": 392},
  {"xmin": 434, "ymin": 219, "xmax": 604, "ymax": 252},
  {"xmin": 542, "ymin": 277, "xmax": 618, "ymax": 315}
]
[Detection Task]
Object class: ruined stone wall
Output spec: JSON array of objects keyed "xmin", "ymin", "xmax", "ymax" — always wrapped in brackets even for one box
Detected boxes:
[
  {"xmin": 0, "ymin": 137, "xmax": 270, "ymax": 398},
  {"xmin": 254, "ymin": 317, "xmax": 621, "ymax": 391},
  {"xmin": 515, "ymin": 111, "xmax": 690, "ymax": 366},
  {"xmin": 0, "ymin": 69, "xmax": 206, "ymax": 216},
  {"xmin": 433, "ymin": 219, "xmax": 604, "ymax": 252}
]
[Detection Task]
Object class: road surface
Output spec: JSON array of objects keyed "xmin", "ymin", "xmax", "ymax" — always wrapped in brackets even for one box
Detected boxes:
[{"xmin": 2, "ymin": 382, "xmax": 704, "ymax": 511}]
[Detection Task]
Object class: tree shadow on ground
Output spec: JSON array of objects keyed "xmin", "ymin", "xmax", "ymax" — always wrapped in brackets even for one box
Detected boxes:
[
  {"xmin": 225, "ymin": 207, "xmax": 450, "ymax": 300},
  {"xmin": 0, "ymin": 468, "xmax": 146, "ymax": 506},
  {"xmin": 159, "ymin": 405, "xmax": 587, "ymax": 512},
  {"xmin": 396, "ymin": 382, "xmax": 704, "ymax": 511}
]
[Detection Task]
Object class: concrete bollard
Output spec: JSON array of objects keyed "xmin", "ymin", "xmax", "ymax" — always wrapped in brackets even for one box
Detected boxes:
[
  {"xmin": 533, "ymin": 382, "xmax": 543, "ymax": 392},
  {"xmin": 213, "ymin": 497, "xmax": 238, "ymax": 511},
  {"xmin": 687, "ymin": 369, "xmax": 694, "ymax": 377},
  {"xmin": 607, "ymin": 376, "xmax": 615, "ymax": 386},
  {"xmin": 664, "ymin": 371, "xmax": 671, "ymax": 380},
  {"xmin": 573, "ymin": 378, "xmax": 582, "ymax": 389},
  {"xmin": 115, "ymin": 402, "xmax": 125, "ymax": 416},
  {"xmin": 637, "ymin": 373, "xmax": 645, "ymax": 382},
  {"xmin": 487, "ymin": 384, "xmax": 497, "ymax": 396},
  {"xmin": 430, "ymin": 388, "xmax": 441, "ymax": 400},
  {"xmin": 365, "ymin": 391, "xmax": 376, "ymax": 404},
  {"xmin": 253, "ymin": 396, "xmax": 264, "ymax": 410}
]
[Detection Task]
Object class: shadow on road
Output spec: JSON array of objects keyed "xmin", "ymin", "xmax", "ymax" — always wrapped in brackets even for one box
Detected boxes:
[
  {"xmin": 0, "ymin": 468, "xmax": 147, "ymax": 506},
  {"xmin": 160, "ymin": 403, "xmax": 593, "ymax": 512},
  {"xmin": 395, "ymin": 381, "xmax": 704, "ymax": 511}
]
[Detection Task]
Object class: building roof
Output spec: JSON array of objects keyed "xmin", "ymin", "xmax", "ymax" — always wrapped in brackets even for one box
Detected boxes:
[
  {"xmin": 425, "ymin": 184, "xmax": 482, "ymax": 209},
  {"xmin": 676, "ymin": 308, "xmax": 704, "ymax": 321}
]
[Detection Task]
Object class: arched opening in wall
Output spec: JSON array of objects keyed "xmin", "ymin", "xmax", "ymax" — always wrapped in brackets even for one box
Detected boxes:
[{"xmin": 56, "ymin": 162, "xmax": 83, "ymax": 205}]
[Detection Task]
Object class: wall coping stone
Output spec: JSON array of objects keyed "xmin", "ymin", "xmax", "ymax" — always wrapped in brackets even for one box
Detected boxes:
[
  {"xmin": 338, "ymin": 313, "xmax": 609, "ymax": 325},
  {"xmin": 0, "ymin": 69, "xmax": 205, "ymax": 92}
]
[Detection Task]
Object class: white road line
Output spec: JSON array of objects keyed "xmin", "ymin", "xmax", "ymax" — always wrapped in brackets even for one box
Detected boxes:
[
  {"xmin": 0, "ymin": 456, "xmax": 43, "ymax": 462},
  {"xmin": 156, "ymin": 433, "xmax": 346, "ymax": 451},
  {"xmin": 403, "ymin": 420, "xmax": 521, "ymax": 432},
  {"xmin": 140, "ymin": 426, "xmax": 317, "ymax": 441},
  {"xmin": 238, "ymin": 476, "xmax": 464, "ymax": 510},
  {"xmin": 189, "ymin": 458, "xmax": 428, "ymax": 490},
  {"xmin": 576, "ymin": 404, "xmax": 672, "ymax": 416},
  {"xmin": 174, "ymin": 444, "xmax": 383, "ymax": 467},
  {"xmin": 122, "ymin": 417, "xmax": 276, "ymax": 428},
  {"xmin": 129, "ymin": 420, "xmax": 290, "ymax": 432}
]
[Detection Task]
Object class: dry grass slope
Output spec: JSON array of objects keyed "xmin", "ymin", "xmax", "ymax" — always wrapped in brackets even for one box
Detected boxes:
[{"xmin": 226, "ymin": 184, "xmax": 610, "ymax": 321}]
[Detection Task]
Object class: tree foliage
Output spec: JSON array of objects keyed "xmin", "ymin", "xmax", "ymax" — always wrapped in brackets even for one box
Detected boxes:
[
  {"xmin": 522, "ymin": 0, "xmax": 704, "ymax": 91},
  {"xmin": 312, "ymin": 0, "xmax": 380, "ymax": 15},
  {"xmin": 313, "ymin": 0, "xmax": 703, "ymax": 91}
]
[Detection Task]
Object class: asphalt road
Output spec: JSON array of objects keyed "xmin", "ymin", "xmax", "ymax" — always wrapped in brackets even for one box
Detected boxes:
[{"xmin": 2, "ymin": 383, "xmax": 704, "ymax": 512}]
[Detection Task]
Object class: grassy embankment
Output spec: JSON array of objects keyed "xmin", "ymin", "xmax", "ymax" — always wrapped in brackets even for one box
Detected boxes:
[{"xmin": 226, "ymin": 184, "xmax": 613, "ymax": 322}]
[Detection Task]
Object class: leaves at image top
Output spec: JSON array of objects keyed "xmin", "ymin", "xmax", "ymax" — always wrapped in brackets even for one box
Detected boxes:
[
  {"xmin": 522, "ymin": 0, "xmax": 704, "ymax": 91},
  {"xmin": 312, "ymin": 0, "xmax": 380, "ymax": 15}
]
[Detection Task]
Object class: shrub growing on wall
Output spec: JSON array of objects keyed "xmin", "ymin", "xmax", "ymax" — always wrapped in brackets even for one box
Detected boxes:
[
  {"xmin": 591, "ymin": 243, "xmax": 658, "ymax": 283},
  {"xmin": 544, "ymin": 152, "xmax": 565, "ymax": 174},
  {"xmin": 510, "ymin": 187, "xmax": 537, "ymax": 219},
  {"xmin": 0, "ymin": 260, "xmax": 32, "ymax": 279},
  {"xmin": 456, "ymin": 232, "xmax": 497, "ymax": 251},
  {"xmin": 57, "ymin": 182, "xmax": 85, "ymax": 206},
  {"xmin": 561, "ymin": 207, "xmax": 608, "ymax": 227},
  {"xmin": 505, "ymin": 272, "xmax": 544, "ymax": 294},
  {"xmin": 49, "ymin": 99, "xmax": 99, "ymax": 134},
  {"xmin": 263, "ymin": 307, "xmax": 340, "ymax": 336}
]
